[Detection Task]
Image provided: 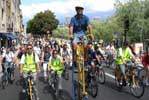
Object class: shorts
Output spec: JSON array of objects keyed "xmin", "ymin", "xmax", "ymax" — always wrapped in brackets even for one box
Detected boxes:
[
  {"xmin": 116, "ymin": 64, "xmax": 125, "ymax": 75},
  {"xmin": 73, "ymin": 33, "xmax": 88, "ymax": 43}
]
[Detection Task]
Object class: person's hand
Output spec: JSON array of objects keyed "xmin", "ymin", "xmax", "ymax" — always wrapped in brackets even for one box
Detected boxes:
[
  {"xmin": 90, "ymin": 34, "xmax": 94, "ymax": 40},
  {"xmin": 70, "ymin": 34, "xmax": 73, "ymax": 40}
]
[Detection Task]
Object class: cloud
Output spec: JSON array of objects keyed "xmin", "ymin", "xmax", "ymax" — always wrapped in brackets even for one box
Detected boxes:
[{"xmin": 20, "ymin": 0, "xmax": 116, "ymax": 19}]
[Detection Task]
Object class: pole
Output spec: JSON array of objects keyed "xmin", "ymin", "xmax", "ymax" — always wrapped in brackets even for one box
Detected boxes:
[
  {"xmin": 71, "ymin": 38, "xmax": 75, "ymax": 100},
  {"xmin": 124, "ymin": 29, "xmax": 127, "ymax": 43}
]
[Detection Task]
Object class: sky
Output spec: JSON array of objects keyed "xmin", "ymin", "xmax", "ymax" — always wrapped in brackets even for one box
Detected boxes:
[{"xmin": 20, "ymin": 0, "xmax": 128, "ymax": 25}]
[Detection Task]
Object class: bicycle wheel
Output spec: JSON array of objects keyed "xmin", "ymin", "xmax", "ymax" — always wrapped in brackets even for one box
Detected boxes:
[
  {"xmin": 95, "ymin": 66, "xmax": 105, "ymax": 84},
  {"xmin": 1, "ymin": 80, "xmax": 8, "ymax": 89},
  {"xmin": 1, "ymin": 73, "xmax": 8, "ymax": 89},
  {"xmin": 130, "ymin": 77, "xmax": 145, "ymax": 98},
  {"xmin": 138, "ymin": 68, "xmax": 146, "ymax": 85},
  {"xmin": 89, "ymin": 78, "xmax": 98, "ymax": 98},
  {"xmin": 74, "ymin": 81, "xmax": 82, "ymax": 100},
  {"xmin": 9, "ymin": 71, "xmax": 15, "ymax": 84},
  {"xmin": 115, "ymin": 76, "xmax": 123, "ymax": 91},
  {"xmin": 63, "ymin": 65, "xmax": 69, "ymax": 80}
]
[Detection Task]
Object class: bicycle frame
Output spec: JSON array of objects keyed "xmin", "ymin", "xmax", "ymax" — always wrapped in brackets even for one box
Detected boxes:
[
  {"xmin": 28, "ymin": 77, "xmax": 33, "ymax": 100},
  {"xmin": 77, "ymin": 41, "xmax": 87, "ymax": 96},
  {"xmin": 25, "ymin": 71, "xmax": 35, "ymax": 100},
  {"xmin": 71, "ymin": 34, "xmax": 92, "ymax": 100}
]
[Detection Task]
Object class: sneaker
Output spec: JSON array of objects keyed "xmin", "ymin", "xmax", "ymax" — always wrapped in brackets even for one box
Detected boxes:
[
  {"xmin": 120, "ymin": 80, "xmax": 123, "ymax": 85},
  {"xmin": 146, "ymin": 82, "xmax": 149, "ymax": 86},
  {"xmin": 22, "ymin": 89, "xmax": 26, "ymax": 93},
  {"xmin": 36, "ymin": 97, "xmax": 40, "ymax": 100},
  {"xmin": 132, "ymin": 84, "xmax": 137, "ymax": 88},
  {"xmin": 48, "ymin": 80, "xmax": 52, "ymax": 86}
]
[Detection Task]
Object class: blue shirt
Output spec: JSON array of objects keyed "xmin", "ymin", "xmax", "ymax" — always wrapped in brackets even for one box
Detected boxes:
[{"xmin": 69, "ymin": 15, "xmax": 90, "ymax": 34}]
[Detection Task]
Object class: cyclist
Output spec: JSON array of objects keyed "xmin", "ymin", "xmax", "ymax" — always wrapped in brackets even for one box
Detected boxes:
[
  {"xmin": 142, "ymin": 47, "xmax": 149, "ymax": 86},
  {"xmin": 60, "ymin": 44, "xmax": 71, "ymax": 68},
  {"xmin": 20, "ymin": 44, "xmax": 40, "ymax": 100},
  {"xmin": 1, "ymin": 48, "xmax": 15, "ymax": 81},
  {"xmin": 115, "ymin": 41, "xmax": 136, "ymax": 86},
  {"xmin": 87, "ymin": 41, "xmax": 101, "ymax": 72},
  {"xmin": 33, "ymin": 43, "xmax": 41, "ymax": 57},
  {"xmin": 95, "ymin": 40, "xmax": 105, "ymax": 60},
  {"xmin": 41, "ymin": 45, "xmax": 52, "ymax": 82},
  {"xmin": 69, "ymin": 4, "xmax": 93, "ymax": 68},
  {"xmin": 106, "ymin": 40, "xmax": 116, "ymax": 66},
  {"xmin": 48, "ymin": 49, "xmax": 63, "ymax": 95}
]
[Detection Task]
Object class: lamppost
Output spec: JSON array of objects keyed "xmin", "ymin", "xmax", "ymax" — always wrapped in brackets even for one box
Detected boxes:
[{"xmin": 124, "ymin": 15, "xmax": 129, "ymax": 42}]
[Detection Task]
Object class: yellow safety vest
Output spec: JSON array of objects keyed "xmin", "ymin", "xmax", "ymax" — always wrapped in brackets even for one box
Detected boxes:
[
  {"xmin": 23, "ymin": 53, "xmax": 36, "ymax": 73},
  {"xmin": 49, "ymin": 56, "xmax": 63, "ymax": 74},
  {"xmin": 115, "ymin": 47, "xmax": 131, "ymax": 64}
]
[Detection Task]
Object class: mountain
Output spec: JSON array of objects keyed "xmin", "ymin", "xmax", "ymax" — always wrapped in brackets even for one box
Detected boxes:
[{"xmin": 23, "ymin": 9, "xmax": 115, "ymax": 26}]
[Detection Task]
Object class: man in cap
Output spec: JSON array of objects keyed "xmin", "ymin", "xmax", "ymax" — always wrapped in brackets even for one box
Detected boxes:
[{"xmin": 69, "ymin": 4, "xmax": 93, "ymax": 68}]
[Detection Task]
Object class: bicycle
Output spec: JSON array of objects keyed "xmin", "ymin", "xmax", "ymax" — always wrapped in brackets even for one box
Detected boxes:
[
  {"xmin": 72, "ymin": 34, "xmax": 92, "ymax": 100},
  {"xmin": 1, "ymin": 62, "xmax": 15, "ymax": 89},
  {"xmin": 62, "ymin": 59, "xmax": 69, "ymax": 80},
  {"xmin": 48, "ymin": 69, "xmax": 62, "ymax": 100},
  {"xmin": 114, "ymin": 62, "xmax": 145, "ymax": 98},
  {"xmin": 23, "ymin": 70, "xmax": 37, "ymax": 100},
  {"xmin": 85, "ymin": 64, "xmax": 98, "ymax": 98},
  {"xmin": 94, "ymin": 59, "xmax": 106, "ymax": 84},
  {"xmin": 105, "ymin": 53, "xmax": 115, "ymax": 68}
]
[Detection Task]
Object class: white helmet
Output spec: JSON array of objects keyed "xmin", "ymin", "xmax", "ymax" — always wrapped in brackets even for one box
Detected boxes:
[
  {"xmin": 75, "ymin": 3, "xmax": 84, "ymax": 10},
  {"xmin": 99, "ymin": 39, "xmax": 103, "ymax": 44}
]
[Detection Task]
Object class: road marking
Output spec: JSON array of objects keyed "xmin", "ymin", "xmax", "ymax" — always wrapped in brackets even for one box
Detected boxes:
[{"xmin": 105, "ymin": 72, "xmax": 115, "ymax": 79}]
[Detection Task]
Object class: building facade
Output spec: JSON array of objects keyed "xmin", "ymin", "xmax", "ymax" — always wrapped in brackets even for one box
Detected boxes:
[{"xmin": 0, "ymin": 0, "xmax": 23, "ymax": 33}]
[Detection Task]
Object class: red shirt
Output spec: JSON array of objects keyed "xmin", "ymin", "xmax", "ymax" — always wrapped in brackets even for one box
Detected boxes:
[{"xmin": 142, "ymin": 54, "xmax": 149, "ymax": 67}]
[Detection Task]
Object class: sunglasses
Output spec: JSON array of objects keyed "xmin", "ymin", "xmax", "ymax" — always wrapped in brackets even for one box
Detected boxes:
[
  {"xmin": 53, "ymin": 52, "xmax": 57, "ymax": 54},
  {"xmin": 27, "ymin": 47, "xmax": 32, "ymax": 49}
]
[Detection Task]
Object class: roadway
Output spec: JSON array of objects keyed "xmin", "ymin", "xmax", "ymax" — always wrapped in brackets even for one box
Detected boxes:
[{"xmin": 0, "ymin": 66, "xmax": 149, "ymax": 100}]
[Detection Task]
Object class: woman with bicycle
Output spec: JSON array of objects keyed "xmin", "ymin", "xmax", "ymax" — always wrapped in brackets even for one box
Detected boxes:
[
  {"xmin": 48, "ymin": 49, "xmax": 64, "ymax": 95},
  {"xmin": 41, "ymin": 45, "xmax": 52, "ymax": 82}
]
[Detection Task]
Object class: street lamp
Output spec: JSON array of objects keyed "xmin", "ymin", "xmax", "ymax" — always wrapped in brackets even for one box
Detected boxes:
[{"xmin": 124, "ymin": 15, "xmax": 129, "ymax": 42}]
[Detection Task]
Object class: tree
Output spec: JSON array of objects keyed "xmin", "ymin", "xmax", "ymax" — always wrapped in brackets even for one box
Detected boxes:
[
  {"xmin": 27, "ymin": 10, "xmax": 59, "ymax": 36},
  {"xmin": 114, "ymin": 0, "xmax": 149, "ymax": 43}
]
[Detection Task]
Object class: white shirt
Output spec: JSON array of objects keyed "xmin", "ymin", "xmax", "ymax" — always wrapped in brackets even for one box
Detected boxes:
[
  {"xmin": 2, "ymin": 51, "xmax": 14, "ymax": 62},
  {"xmin": 33, "ymin": 46, "xmax": 41, "ymax": 56},
  {"xmin": 106, "ymin": 45, "xmax": 115, "ymax": 54},
  {"xmin": 20, "ymin": 53, "xmax": 40, "ymax": 64}
]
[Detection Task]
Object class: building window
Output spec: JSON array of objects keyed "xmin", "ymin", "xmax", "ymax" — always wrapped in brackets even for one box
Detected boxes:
[{"xmin": 2, "ymin": 8, "xmax": 4, "ymax": 20}]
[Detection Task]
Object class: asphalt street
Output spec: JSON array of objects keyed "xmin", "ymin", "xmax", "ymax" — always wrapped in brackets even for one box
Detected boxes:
[{"xmin": 0, "ymin": 66, "xmax": 149, "ymax": 100}]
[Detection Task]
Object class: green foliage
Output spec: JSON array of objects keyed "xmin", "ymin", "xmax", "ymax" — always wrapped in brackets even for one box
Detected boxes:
[
  {"xmin": 114, "ymin": 0, "xmax": 149, "ymax": 43},
  {"xmin": 52, "ymin": 25, "xmax": 69, "ymax": 39},
  {"xmin": 26, "ymin": 0, "xmax": 149, "ymax": 43},
  {"xmin": 27, "ymin": 10, "xmax": 59, "ymax": 36}
]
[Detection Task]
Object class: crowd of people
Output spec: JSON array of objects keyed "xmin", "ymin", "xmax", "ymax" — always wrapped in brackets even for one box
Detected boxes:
[{"xmin": 0, "ymin": 4, "xmax": 149, "ymax": 100}]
